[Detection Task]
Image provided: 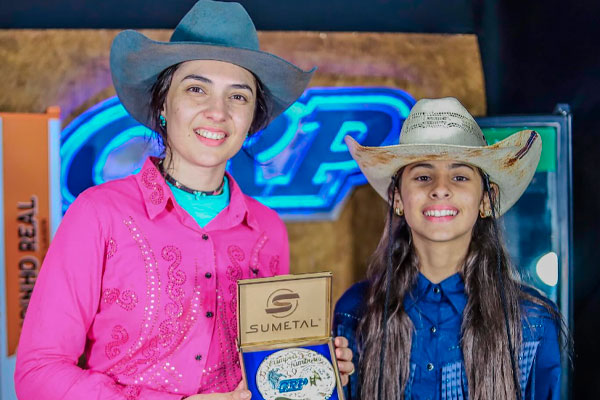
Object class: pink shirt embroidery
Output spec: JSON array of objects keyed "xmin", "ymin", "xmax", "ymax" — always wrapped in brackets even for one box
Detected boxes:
[{"xmin": 15, "ymin": 158, "xmax": 289, "ymax": 399}]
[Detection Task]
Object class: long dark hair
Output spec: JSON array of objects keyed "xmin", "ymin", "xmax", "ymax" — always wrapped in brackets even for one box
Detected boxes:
[{"xmin": 358, "ymin": 168, "xmax": 565, "ymax": 399}]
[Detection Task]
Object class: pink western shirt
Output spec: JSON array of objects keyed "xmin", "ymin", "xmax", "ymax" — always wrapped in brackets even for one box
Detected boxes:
[{"xmin": 15, "ymin": 158, "xmax": 289, "ymax": 399}]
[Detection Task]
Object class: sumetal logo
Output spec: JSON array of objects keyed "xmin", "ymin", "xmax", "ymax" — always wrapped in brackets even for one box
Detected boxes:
[
  {"xmin": 246, "ymin": 288, "xmax": 319, "ymax": 334},
  {"xmin": 265, "ymin": 289, "xmax": 300, "ymax": 318}
]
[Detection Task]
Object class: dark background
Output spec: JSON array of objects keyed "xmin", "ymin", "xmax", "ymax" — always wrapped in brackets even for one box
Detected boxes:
[{"xmin": 3, "ymin": 0, "xmax": 599, "ymax": 397}]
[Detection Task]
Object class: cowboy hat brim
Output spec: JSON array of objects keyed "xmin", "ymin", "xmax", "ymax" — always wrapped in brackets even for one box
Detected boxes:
[
  {"xmin": 110, "ymin": 30, "xmax": 315, "ymax": 129},
  {"xmin": 346, "ymin": 129, "xmax": 542, "ymax": 216}
]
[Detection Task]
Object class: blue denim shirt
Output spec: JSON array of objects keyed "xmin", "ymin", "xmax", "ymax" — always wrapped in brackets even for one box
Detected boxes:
[{"xmin": 333, "ymin": 274, "xmax": 561, "ymax": 400}]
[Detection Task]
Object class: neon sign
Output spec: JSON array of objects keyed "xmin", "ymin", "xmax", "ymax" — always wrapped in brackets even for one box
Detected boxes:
[{"xmin": 61, "ymin": 87, "xmax": 414, "ymax": 220}]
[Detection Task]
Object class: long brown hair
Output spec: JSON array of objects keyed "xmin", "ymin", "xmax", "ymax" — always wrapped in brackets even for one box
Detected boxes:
[{"xmin": 358, "ymin": 169, "xmax": 562, "ymax": 399}]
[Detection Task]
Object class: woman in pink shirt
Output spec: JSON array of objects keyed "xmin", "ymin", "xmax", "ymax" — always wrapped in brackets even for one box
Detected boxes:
[{"xmin": 14, "ymin": 1, "xmax": 353, "ymax": 399}]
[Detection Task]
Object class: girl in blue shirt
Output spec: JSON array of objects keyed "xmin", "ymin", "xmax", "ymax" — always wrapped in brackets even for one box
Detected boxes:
[{"xmin": 334, "ymin": 97, "xmax": 565, "ymax": 400}]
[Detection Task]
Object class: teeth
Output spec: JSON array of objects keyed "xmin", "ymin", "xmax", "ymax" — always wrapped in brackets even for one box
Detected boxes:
[
  {"xmin": 195, "ymin": 129, "xmax": 226, "ymax": 140},
  {"xmin": 424, "ymin": 209, "xmax": 458, "ymax": 217}
]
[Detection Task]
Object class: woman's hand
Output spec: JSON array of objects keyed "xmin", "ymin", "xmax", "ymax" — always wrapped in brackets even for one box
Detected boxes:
[
  {"xmin": 183, "ymin": 380, "xmax": 251, "ymax": 399},
  {"xmin": 334, "ymin": 336, "xmax": 354, "ymax": 386}
]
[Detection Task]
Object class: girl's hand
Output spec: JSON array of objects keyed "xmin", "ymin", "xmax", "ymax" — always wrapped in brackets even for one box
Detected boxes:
[
  {"xmin": 184, "ymin": 380, "xmax": 251, "ymax": 400},
  {"xmin": 334, "ymin": 336, "xmax": 354, "ymax": 386}
]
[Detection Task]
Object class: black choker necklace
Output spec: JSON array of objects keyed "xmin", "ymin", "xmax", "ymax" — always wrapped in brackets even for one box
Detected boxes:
[{"xmin": 159, "ymin": 162, "xmax": 225, "ymax": 198}]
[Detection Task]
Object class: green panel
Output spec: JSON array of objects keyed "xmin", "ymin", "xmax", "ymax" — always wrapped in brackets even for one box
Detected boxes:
[{"xmin": 482, "ymin": 126, "xmax": 557, "ymax": 172}]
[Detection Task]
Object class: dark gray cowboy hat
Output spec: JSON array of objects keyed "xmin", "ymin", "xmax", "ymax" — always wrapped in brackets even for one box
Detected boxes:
[{"xmin": 110, "ymin": 0, "xmax": 315, "ymax": 130}]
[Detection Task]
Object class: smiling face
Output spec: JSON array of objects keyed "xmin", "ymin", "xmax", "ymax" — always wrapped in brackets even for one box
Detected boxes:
[
  {"xmin": 161, "ymin": 59, "xmax": 257, "ymax": 182},
  {"xmin": 396, "ymin": 160, "xmax": 491, "ymax": 248}
]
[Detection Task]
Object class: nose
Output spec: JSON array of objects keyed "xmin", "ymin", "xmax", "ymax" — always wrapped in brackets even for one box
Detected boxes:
[
  {"xmin": 429, "ymin": 180, "xmax": 451, "ymax": 199},
  {"xmin": 203, "ymin": 96, "xmax": 227, "ymax": 122}
]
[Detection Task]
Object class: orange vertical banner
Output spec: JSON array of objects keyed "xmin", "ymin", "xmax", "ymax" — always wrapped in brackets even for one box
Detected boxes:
[{"xmin": 1, "ymin": 107, "xmax": 61, "ymax": 357}]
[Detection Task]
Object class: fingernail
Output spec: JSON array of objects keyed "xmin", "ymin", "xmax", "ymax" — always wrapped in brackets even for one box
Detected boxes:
[{"xmin": 241, "ymin": 391, "xmax": 251, "ymax": 399}]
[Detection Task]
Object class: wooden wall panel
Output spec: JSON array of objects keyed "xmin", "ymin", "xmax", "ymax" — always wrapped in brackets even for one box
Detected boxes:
[{"xmin": 0, "ymin": 29, "xmax": 486, "ymax": 302}]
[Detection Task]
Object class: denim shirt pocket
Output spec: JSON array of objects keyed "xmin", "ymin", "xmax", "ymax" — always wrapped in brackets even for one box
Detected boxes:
[
  {"xmin": 435, "ymin": 342, "xmax": 540, "ymax": 400},
  {"xmin": 440, "ymin": 360, "xmax": 468, "ymax": 400}
]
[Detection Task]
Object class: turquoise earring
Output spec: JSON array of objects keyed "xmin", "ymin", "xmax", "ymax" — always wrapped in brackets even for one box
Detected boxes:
[{"xmin": 159, "ymin": 115, "xmax": 167, "ymax": 128}]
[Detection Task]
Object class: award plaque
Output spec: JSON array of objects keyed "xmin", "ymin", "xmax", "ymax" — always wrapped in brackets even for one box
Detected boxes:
[{"xmin": 237, "ymin": 272, "xmax": 344, "ymax": 400}]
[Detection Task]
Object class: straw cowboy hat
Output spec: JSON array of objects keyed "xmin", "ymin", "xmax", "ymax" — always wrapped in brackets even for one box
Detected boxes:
[
  {"xmin": 346, "ymin": 97, "xmax": 542, "ymax": 215},
  {"xmin": 110, "ymin": 0, "xmax": 315, "ymax": 130}
]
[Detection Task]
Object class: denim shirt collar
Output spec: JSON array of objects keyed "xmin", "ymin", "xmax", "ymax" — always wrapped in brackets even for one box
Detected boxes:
[{"xmin": 404, "ymin": 272, "xmax": 467, "ymax": 315}]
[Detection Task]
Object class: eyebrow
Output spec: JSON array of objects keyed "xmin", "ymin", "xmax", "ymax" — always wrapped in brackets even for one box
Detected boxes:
[
  {"xmin": 449, "ymin": 163, "xmax": 475, "ymax": 171},
  {"xmin": 409, "ymin": 162, "xmax": 475, "ymax": 171},
  {"xmin": 181, "ymin": 74, "xmax": 254, "ymax": 94},
  {"xmin": 409, "ymin": 162, "xmax": 433, "ymax": 170}
]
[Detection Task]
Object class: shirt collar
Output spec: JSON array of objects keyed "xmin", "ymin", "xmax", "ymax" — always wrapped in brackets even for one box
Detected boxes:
[
  {"xmin": 135, "ymin": 157, "xmax": 174, "ymax": 220},
  {"xmin": 135, "ymin": 158, "xmax": 260, "ymax": 231},
  {"xmin": 404, "ymin": 272, "xmax": 467, "ymax": 315}
]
